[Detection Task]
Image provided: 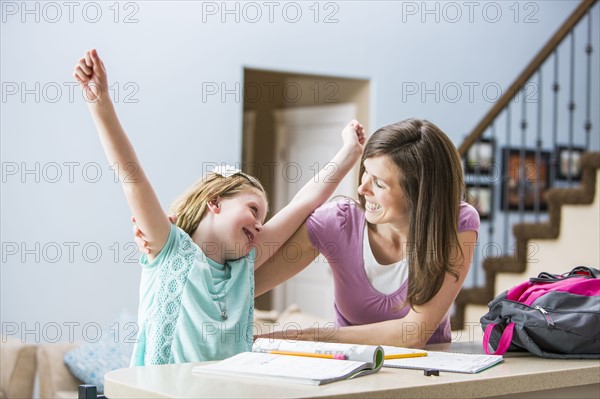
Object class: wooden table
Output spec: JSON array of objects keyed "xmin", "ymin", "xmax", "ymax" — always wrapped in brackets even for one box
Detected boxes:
[{"xmin": 105, "ymin": 341, "xmax": 600, "ymax": 398}]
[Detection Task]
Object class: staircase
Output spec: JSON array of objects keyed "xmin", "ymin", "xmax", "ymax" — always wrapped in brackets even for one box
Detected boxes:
[
  {"xmin": 453, "ymin": 0, "xmax": 600, "ymax": 329},
  {"xmin": 456, "ymin": 152, "xmax": 600, "ymax": 328}
]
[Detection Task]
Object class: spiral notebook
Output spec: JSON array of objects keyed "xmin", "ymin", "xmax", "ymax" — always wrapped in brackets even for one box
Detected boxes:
[{"xmin": 382, "ymin": 346, "xmax": 503, "ymax": 374}]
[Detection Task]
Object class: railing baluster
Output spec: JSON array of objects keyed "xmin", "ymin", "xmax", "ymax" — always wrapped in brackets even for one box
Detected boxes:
[
  {"xmin": 504, "ymin": 105, "xmax": 511, "ymax": 256},
  {"xmin": 568, "ymin": 30, "xmax": 576, "ymax": 185},
  {"xmin": 585, "ymin": 10, "xmax": 593, "ymax": 149},
  {"xmin": 535, "ymin": 70, "xmax": 543, "ymax": 221},
  {"xmin": 471, "ymin": 197, "xmax": 479, "ymax": 287},
  {"xmin": 551, "ymin": 50, "xmax": 560, "ymax": 187},
  {"xmin": 489, "ymin": 122, "xmax": 496, "ymax": 242},
  {"xmin": 519, "ymin": 90, "xmax": 527, "ymax": 223},
  {"xmin": 471, "ymin": 136, "xmax": 481, "ymax": 287}
]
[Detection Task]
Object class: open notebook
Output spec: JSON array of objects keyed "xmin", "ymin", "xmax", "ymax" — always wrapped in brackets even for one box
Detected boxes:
[
  {"xmin": 382, "ymin": 346, "xmax": 504, "ymax": 374},
  {"xmin": 192, "ymin": 339, "xmax": 384, "ymax": 385}
]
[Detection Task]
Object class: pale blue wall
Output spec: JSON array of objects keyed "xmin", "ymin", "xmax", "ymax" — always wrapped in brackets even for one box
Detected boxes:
[{"xmin": 2, "ymin": 1, "xmax": 595, "ymax": 342}]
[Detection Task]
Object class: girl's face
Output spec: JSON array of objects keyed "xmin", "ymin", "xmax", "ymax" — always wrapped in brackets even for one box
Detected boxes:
[
  {"xmin": 214, "ymin": 189, "xmax": 268, "ymax": 259},
  {"xmin": 358, "ymin": 155, "xmax": 409, "ymax": 227}
]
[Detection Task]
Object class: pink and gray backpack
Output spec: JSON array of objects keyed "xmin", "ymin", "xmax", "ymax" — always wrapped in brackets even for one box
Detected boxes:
[{"xmin": 481, "ymin": 266, "xmax": 600, "ymax": 358}]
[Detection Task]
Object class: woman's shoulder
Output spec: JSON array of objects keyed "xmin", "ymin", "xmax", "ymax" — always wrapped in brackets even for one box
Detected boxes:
[
  {"xmin": 311, "ymin": 197, "xmax": 363, "ymax": 222},
  {"xmin": 306, "ymin": 197, "xmax": 364, "ymax": 246},
  {"xmin": 458, "ymin": 201, "xmax": 480, "ymax": 233}
]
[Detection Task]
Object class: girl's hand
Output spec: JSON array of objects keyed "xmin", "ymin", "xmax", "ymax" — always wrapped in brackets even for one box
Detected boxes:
[
  {"xmin": 132, "ymin": 215, "xmax": 177, "ymax": 254},
  {"xmin": 73, "ymin": 49, "xmax": 108, "ymax": 103},
  {"xmin": 341, "ymin": 119, "xmax": 366, "ymax": 155}
]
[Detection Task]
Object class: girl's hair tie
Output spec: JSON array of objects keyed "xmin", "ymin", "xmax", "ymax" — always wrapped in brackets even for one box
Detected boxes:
[{"xmin": 211, "ymin": 164, "xmax": 242, "ymax": 178}]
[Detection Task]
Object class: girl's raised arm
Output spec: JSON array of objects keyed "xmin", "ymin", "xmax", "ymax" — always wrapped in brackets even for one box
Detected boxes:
[
  {"xmin": 253, "ymin": 121, "xmax": 365, "ymax": 269},
  {"xmin": 74, "ymin": 49, "xmax": 170, "ymax": 260},
  {"xmin": 254, "ymin": 221, "xmax": 317, "ymax": 296}
]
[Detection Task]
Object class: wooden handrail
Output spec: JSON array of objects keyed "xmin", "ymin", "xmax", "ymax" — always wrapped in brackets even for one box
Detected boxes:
[{"xmin": 458, "ymin": 0, "xmax": 598, "ymax": 156}]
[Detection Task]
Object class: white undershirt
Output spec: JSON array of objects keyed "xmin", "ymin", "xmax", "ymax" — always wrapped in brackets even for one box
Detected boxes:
[{"xmin": 362, "ymin": 225, "xmax": 409, "ymax": 295}]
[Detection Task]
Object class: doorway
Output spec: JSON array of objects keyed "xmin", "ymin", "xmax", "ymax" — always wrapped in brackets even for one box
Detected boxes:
[{"xmin": 242, "ymin": 68, "xmax": 370, "ymax": 318}]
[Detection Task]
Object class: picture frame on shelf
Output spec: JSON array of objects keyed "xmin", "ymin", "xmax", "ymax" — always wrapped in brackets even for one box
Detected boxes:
[
  {"xmin": 467, "ymin": 183, "xmax": 493, "ymax": 220},
  {"xmin": 501, "ymin": 148, "xmax": 551, "ymax": 211},
  {"xmin": 465, "ymin": 138, "xmax": 495, "ymax": 176},
  {"xmin": 556, "ymin": 145, "xmax": 585, "ymax": 181}
]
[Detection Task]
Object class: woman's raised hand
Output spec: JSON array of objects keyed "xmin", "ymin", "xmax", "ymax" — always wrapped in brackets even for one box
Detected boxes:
[{"xmin": 73, "ymin": 49, "xmax": 108, "ymax": 103}]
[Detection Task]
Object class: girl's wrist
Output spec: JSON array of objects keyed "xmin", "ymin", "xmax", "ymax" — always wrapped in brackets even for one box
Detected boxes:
[
  {"xmin": 86, "ymin": 92, "xmax": 112, "ymax": 109},
  {"xmin": 341, "ymin": 143, "xmax": 362, "ymax": 161}
]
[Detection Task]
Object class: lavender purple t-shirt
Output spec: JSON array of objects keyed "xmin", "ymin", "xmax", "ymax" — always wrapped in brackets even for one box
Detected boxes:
[{"xmin": 306, "ymin": 199, "xmax": 480, "ymax": 344}]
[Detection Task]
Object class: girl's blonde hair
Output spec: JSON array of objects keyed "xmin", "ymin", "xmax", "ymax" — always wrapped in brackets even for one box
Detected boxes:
[{"xmin": 170, "ymin": 172, "xmax": 268, "ymax": 236}]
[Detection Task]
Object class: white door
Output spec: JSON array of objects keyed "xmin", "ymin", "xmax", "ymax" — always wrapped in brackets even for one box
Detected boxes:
[{"xmin": 272, "ymin": 103, "xmax": 358, "ymax": 321}]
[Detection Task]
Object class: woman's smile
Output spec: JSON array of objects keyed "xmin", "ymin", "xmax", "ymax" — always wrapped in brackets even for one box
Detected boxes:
[{"xmin": 365, "ymin": 201, "xmax": 382, "ymax": 212}]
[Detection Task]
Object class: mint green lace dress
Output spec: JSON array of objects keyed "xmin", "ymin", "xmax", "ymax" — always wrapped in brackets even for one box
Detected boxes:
[{"xmin": 130, "ymin": 224, "xmax": 255, "ymax": 366}]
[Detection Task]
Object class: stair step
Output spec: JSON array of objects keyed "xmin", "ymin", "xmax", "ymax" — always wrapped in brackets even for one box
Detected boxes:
[
  {"xmin": 495, "ymin": 180, "xmax": 600, "ymax": 292},
  {"xmin": 452, "ymin": 152, "xmax": 600, "ymax": 330}
]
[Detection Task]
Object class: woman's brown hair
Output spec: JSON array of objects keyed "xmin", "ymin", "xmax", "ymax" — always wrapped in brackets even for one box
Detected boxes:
[{"xmin": 358, "ymin": 119, "xmax": 465, "ymax": 308}]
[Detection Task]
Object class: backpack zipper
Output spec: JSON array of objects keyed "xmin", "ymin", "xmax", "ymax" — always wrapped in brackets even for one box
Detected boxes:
[{"xmin": 535, "ymin": 306, "xmax": 555, "ymax": 327}]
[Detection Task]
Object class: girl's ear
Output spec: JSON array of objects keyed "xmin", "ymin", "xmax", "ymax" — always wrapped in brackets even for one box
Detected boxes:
[{"xmin": 207, "ymin": 197, "xmax": 221, "ymax": 214}]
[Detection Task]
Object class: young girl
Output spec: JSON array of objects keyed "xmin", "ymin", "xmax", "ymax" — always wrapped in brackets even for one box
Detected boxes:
[{"xmin": 73, "ymin": 49, "xmax": 365, "ymax": 365}]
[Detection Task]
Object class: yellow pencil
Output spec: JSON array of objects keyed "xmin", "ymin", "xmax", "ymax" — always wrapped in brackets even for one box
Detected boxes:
[
  {"xmin": 384, "ymin": 352, "xmax": 428, "ymax": 360},
  {"xmin": 269, "ymin": 350, "xmax": 347, "ymax": 360}
]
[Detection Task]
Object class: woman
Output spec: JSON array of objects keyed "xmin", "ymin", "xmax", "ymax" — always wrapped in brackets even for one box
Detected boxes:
[{"xmin": 254, "ymin": 119, "xmax": 479, "ymax": 348}]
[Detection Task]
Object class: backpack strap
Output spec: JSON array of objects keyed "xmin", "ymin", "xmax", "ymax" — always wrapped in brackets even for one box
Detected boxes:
[
  {"xmin": 483, "ymin": 322, "xmax": 514, "ymax": 355},
  {"xmin": 570, "ymin": 266, "xmax": 600, "ymax": 278},
  {"xmin": 530, "ymin": 266, "xmax": 600, "ymax": 283}
]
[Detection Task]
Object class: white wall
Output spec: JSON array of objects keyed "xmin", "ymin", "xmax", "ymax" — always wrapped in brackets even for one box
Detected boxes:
[{"xmin": 1, "ymin": 0, "xmax": 589, "ymax": 342}]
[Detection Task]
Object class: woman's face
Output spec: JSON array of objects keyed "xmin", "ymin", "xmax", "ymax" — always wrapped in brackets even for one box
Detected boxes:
[{"xmin": 358, "ymin": 155, "xmax": 409, "ymax": 227}]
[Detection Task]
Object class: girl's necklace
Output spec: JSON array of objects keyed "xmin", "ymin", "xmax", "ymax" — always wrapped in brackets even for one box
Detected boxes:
[{"xmin": 217, "ymin": 264, "xmax": 230, "ymax": 320}]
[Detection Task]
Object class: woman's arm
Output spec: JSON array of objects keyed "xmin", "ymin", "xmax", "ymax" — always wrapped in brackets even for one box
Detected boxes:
[
  {"xmin": 74, "ymin": 49, "xmax": 170, "ymax": 260},
  {"xmin": 253, "ymin": 121, "xmax": 364, "ymax": 269},
  {"xmin": 254, "ymin": 221, "xmax": 318, "ymax": 296},
  {"xmin": 260, "ymin": 230, "xmax": 477, "ymax": 348}
]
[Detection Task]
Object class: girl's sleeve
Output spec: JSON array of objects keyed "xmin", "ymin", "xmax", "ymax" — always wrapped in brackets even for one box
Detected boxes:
[
  {"xmin": 139, "ymin": 223, "xmax": 180, "ymax": 269},
  {"xmin": 305, "ymin": 199, "xmax": 352, "ymax": 254},
  {"xmin": 458, "ymin": 202, "xmax": 481, "ymax": 235}
]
